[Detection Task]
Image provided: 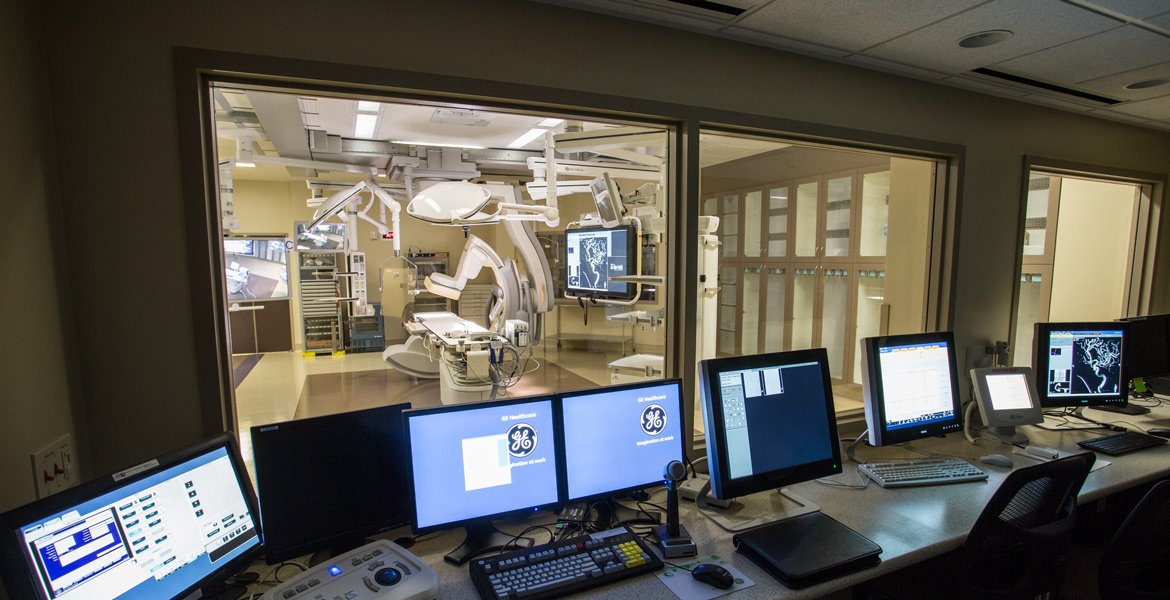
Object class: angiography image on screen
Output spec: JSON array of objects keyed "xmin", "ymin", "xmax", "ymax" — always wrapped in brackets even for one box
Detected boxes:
[
  {"xmin": 577, "ymin": 235, "xmax": 610, "ymax": 290},
  {"xmin": 1046, "ymin": 330, "xmax": 1123, "ymax": 397},
  {"xmin": 565, "ymin": 226, "xmax": 631, "ymax": 298}
]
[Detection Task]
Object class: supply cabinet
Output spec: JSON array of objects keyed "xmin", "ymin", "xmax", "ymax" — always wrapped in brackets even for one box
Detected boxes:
[{"xmin": 298, "ymin": 252, "xmax": 345, "ymax": 354}]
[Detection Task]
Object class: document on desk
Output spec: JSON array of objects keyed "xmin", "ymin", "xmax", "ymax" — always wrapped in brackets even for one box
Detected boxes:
[
  {"xmin": 656, "ymin": 554, "xmax": 754, "ymax": 600},
  {"xmin": 1010, "ymin": 448, "xmax": 1111, "ymax": 472}
]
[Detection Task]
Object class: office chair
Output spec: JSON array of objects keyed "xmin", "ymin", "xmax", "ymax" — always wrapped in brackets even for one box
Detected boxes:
[
  {"xmin": 1097, "ymin": 479, "xmax": 1170, "ymax": 600},
  {"xmin": 958, "ymin": 452, "xmax": 1095, "ymax": 600}
]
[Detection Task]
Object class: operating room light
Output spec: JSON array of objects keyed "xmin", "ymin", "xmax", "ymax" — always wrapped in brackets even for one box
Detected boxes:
[{"xmin": 354, "ymin": 113, "xmax": 379, "ymax": 139}]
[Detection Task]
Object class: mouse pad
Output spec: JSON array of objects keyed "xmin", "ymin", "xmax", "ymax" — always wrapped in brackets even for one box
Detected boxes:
[
  {"xmin": 656, "ymin": 554, "xmax": 754, "ymax": 600},
  {"xmin": 732, "ymin": 511, "xmax": 881, "ymax": 589}
]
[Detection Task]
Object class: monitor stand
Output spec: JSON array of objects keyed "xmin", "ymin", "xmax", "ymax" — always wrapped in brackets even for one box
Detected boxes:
[
  {"xmin": 1095, "ymin": 400, "xmax": 1151, "ymax": 416},
  {"xmin": 593, "ymin": 498, "xmax": 663, "ymax": 529},
  {"xmin": 205, "ymin": 583, "xmax": 249, "ymax": 600},
  {"xmin": 444, "ymin": 522, "xmax": 534, "ymax": 566},
  {"xmin": 987, "ymin": 425, "xmax": 1029, "ymax": 445},
  {"xmin": 694, "ymin": 480, "xmax": 819, "ymax": 533}
]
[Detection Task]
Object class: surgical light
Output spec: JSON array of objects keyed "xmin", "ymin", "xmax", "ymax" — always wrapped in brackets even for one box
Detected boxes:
[
  {"xmin": 354, "ymin": 113, "xmax": 379, "ymax": 139},
  {"xmin": 236, "ymin": 137, "xmax": 256, "ymax": 168}
]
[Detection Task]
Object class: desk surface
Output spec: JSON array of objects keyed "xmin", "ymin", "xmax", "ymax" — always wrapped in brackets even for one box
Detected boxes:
[{"xmin": 262, "ymin": 403, "xmax": 1170, "ymax": 600}]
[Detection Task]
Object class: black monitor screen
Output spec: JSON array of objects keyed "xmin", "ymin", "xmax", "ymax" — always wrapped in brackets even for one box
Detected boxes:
[
  {"xmin": 861, "ymin": 331, "xmax": 964, "ymax": 446},
  {"xmin": 250, "ymin": 403, "xmax": 411, "ymax": 564},
  {"xmin": 0, "ymin": 434, "xmax": 261, "ymax": 600},
  {"xmin": 565, "ymin": 225, "xmax": 635, "ymax": 299},
  {"xmin": 1118, "ymin": 314, "xmax": 1170, "ymax": 381},
  {"xmin": 700, "ymin": 348, "xmax": 842, "ymax": 500},
  {"xmin": 559, "ymin": 379, "xmax": 684, "ymax": 502},
  {"xmin": 1033, "ymin": 322, "xmax": 1127, "ymax": 408},
  {"xmin": 405, "ymin": 396, "xmax": 560, "ymax": 532}
]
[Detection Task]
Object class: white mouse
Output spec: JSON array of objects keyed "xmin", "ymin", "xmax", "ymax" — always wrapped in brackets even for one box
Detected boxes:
[{"xmin": 980, "ymin": 454, "xmax": 1013, "ymax": 468}]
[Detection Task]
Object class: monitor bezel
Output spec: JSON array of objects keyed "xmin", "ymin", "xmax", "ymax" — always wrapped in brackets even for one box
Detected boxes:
[
  {"xmin": 861, "ymin": 331, "xmax": 964, "ymax": 446},
  {"xmin": 555, "ymin": 378, "xmax": 685, "ymax": 504},
  {"xmin": 250, "ymin": 402, "xmax": 412, "ymax": 564},
  {"xmin": 0, "ymin": 432, "xmax": 262, "ymax": 600},
  {"xmin": 699, "ymin": 348, "xmax": 843, "ymax": 501},
  {"xmin": 1032, "ymin": 321, "xmax": 1129, "ymax": 408},
  {"xmin": 404, "ymin": 395, "xmax": 562, "ymax": 535},
  {"xmin": 970, "ymin": 366, "xmax": 1044, "ymax": 428},
  {"xmin": 564, "ymin": 224, "xmax": 637, "ymax": 300}
]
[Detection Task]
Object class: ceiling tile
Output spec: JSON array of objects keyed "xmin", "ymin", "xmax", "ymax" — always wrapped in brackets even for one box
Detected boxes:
[
  {"xmin": 863, "ymin": 0, "xmax": 1121, "ymax": 74},
  {"xmin": 1146, "ymin": 11, "xmax": 1170, "ymax": 28},
  {"xmin": 944, "ymin": 74, "xmax": 1031, "ymax": 97},
  {"xmin": 1021, "ymin": 93, "xmax": 1098, "ymax": 111},
  {"xmin": 846, "ymin": 54, "xmax": 950, "ymax": 79},
  {"xmin": 1079, "ymin": 61, "xmax": 1170, "ymax": 101},
  {"xmin": 735, "ymin": 0, "xmax": 984, "ymax": 53},
  {"xmin": 1100, "ymin": 93, "xmax": 1170, "ymax": 119},
  {"xmin": 724, "ymin": 27, "xmax": 851, "ymax": 58},
  {"xmin": 1084, "ymin": 0, "xmax": 1170, "ymax": 20},
  {"xmin": 994, "ymin": 25, "xmax": 1170, "ymax": 84}
]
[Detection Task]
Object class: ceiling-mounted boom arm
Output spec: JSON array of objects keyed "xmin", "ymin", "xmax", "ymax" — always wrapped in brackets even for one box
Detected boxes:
[{"xmin": 307, "ymin": 178, "xmax": 402, "ymax": 256}]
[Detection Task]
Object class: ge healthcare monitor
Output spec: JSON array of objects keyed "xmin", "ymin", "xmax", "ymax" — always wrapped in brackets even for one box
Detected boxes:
[
  {"xmin": 1032, "ymin": 322, "xmax": 1128, "ymax": 410},
  {"xmin": 860, "ymin": 331, "xmax": 964, "ymax": 446},
  {"xmin": 699, "ymin": 348, "xmax": 843, "ymax": 531},
  {"xmin": 565, "ymin": 225, "xmax": 636, "ymax": 300},
  {"xmin": 558, "ymin": 379, "xmax": 685, "ymax": 527},
  {"xmin": 405, "ymin": 396, "xmax": 560, "ymax": 566},
  {"xmin": 250, "ymin": 403, "xmax": 412, "ymax": 564},
  {"xmin": 0, "ymin": 433, "xmax": 262, "ymax": 600}
]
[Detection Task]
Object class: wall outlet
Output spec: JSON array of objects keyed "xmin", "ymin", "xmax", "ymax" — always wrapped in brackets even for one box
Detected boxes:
[{"xmin": 31, "ymin": 434, "xmax": 75, "ymax": 499}]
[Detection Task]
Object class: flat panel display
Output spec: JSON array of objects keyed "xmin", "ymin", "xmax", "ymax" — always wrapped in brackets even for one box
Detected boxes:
[
  {"xmin": 224, "ymin": 237, "xmax": 289, "ymax": 301},
  {"xmin": 565, "ymin": 225, "xmax": 636, "ymax": 299},
  {"xmin": 1033, "ymin": 322, "xmax": 1127, "ymax": 408},
  {"xmin": 861, "ymin": 332, "xmax": 964, "ymax": 446}
]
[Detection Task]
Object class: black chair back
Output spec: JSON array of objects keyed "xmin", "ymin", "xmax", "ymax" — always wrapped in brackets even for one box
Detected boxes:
[
  {"xmin": 1098, "ymin": 479, "xmax": 1170, "ymax": 600},
  {"xmin": 960, "ymin": 452, "xmax": 1095, "ymax": 600}
]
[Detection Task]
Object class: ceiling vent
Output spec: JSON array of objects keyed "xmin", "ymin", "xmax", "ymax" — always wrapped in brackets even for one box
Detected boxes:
[
  {"xmin": 430, "ymin": 109, "xmax": 496, "ymax": 127},
  {"xmin": 622, "ymin": 0, "xmax": 757, "ymax": 21},
  {"xmin": 970, "ymin": 68, "xmax": 1122, "ymax": 106}
]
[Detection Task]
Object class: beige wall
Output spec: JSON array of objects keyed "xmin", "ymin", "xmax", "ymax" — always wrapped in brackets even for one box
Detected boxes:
[
  {"xmin": 18, "ymin": 0, "xmax": 1170, "ymax": 479},
  {"xmin": 0, "ymin": 0, "xmax": 82, "ymax": 526},
  {"xmin": 1049, "ymin": 178, "xmax": 1138, "ymax": 321},
  {"xmin": 884, "ymin": 158, "xmax": 934, "ymax": 335}
]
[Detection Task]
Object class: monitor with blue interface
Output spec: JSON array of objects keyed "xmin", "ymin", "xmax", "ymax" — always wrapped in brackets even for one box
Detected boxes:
[
  {"xmin": 700, "ymin": 348, "xmax": 842, "ymax": 502},
  {"xmin": 565, "ymin": 225, "xmax": 636, "ymax": 300},
  {"xmin": 405, "ymin": 396, "xmax": 560, "ymax": 565},
  {"xmin": 0, "ymin": 433, "xmax": 261, "ymax": 600},
  {"xmin": 861, "ymin": 331, "xmax": 964, "ymax": 446},
  {"xmin": 558, "ymin": 379, "xmax": 684, "ymax": 527},
  {"xmin": 1033, "ymin": 322, "xmax": 1128, "ymax": 409}
]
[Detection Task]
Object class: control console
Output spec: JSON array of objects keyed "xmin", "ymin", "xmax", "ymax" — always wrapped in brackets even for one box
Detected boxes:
[{"xmin": 262, "ymin": 540, "xmax": 438, "ymax": 600}]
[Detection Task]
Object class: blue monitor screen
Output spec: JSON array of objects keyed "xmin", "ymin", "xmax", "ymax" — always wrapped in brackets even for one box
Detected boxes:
[
  {"xmin": 561, "ymin": 380, "xmax": 684, "ymax": 501},
  {"xmin": 11, "ymin": 446, "xmax": 258, "ymax": 600},
  {"xmin": 407, "ymin": 398, "xmax": 559, "ymax": 530}
]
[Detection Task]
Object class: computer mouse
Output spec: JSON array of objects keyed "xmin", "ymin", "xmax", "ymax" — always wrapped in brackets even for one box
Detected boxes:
[
  {"xmin": 692, "ymin": 563, "xmax": 734, "ymax": 589},
  {"xmin": 1147, "ymin": 428, "xmax": 1170, "ymax": 438},
  {"xmin": 980, "ymin": 454, "xmax": 1013, "ymax": 468}
]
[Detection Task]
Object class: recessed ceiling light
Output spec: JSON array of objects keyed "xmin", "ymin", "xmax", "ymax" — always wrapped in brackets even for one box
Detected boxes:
[
  {"xmin": 958, "ymin": 30, "xmax": 1013, "ymax": 48},
  {"xmin": 1124, "ymin": 78, "xmax": 1170, "ymax": 90}
]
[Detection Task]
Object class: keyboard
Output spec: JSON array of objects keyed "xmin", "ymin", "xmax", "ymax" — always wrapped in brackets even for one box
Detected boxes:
[
  {"xmin": 860, "ymin": 458, "xmax": 988, "ymax": 488},
  {"xmin": 468, "ymin": 526, "xmax": 662, "ymax": 600},
  {"xmin": 1077, "ymin": 431, "xmax": 1168, "ymax": 456}
]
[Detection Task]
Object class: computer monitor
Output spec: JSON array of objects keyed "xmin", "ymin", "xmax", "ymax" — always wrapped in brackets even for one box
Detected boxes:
[
  {"xmin": 565, "ymin": 225, "xmax": 636, "ymax": 300},
  {"xmin": 698, "ymin": 348, "xmax": 842, "ymax": 531},
  {"xmin": 250, "ymin": 403, "xmax": 411, "ymax": 564},
  {"xmin": 558, "ymin": 379, "xmax": 684, "ymax": 526},
  {"xmin": 860, "ymin": 331, "xmax": 964, "ymax": 446},
  {"xmin": 0, "ymin": 433, "xmax": 262, "ymax": 600},
  {"xmin": 405, "ymin": 396, "xmax": 560, "ymax": 565},
  {"xmin": 1118, "ymin": 314, "xmax": 1170, "ymax": 386},
  {"xmin": 1032, "ymin": 322, "xmax": 1128, "ymax": 409},
  {"xmin": 589, "ymin": 172, "xmax": 623, "ymax": 227},
  {"xmin": 970, "ymin": 366, "xmax": 1043, "ymax": 444}
]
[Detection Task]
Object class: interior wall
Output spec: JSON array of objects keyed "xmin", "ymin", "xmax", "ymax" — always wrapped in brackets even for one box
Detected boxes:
[
  {"xmin": 34, "ymin": 0, "xmax": 1170, "ymax": 474},
  {"xmin": 0, "ymin": 0, "xmax": 82, "ymax": 527},
  {"xmin": 1049, "ymin": 178, "xmax": 1137, "ymax": 321},
  {"xmin": 884, "ymin": 158, "xmax": 934, "ymax": 334}
]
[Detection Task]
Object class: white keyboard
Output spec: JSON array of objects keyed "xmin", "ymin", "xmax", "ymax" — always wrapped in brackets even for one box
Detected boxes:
[
  {"xmin": 262, "ymin": 540, "xmax": 438, "ymax": 600},
  {"xmin": 860, "ymin": 458, "xmax": 988, "ymax": 488}
]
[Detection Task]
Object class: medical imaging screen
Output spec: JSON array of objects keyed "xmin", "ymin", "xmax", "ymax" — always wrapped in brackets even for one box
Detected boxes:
[
  {"xmin": 715, "ymin": 362, "xmax": 835, "ymax": 481},
  {"xmin": 407, "ymin": 399, "xmax": 559, "ymax": 529},
  {"xmin": 561, "ymin": 381, "xmax": 683, "ymax": 500},
  {"xmin": 565, "ymin": 227, "xmax": 630, "ymax": 297},
  {"xmin": 877, "ymin": 342, "xmax": 957, "ymax": 431},
  {"xmin": 1046, "ymin": 329, "xmax": 1124, "ymax": 397}
]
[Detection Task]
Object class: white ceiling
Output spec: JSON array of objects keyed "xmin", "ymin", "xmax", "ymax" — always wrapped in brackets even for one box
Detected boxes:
[{"xmin": 534, "ymin": 0, "xmax": 1170, "ymax": 131}]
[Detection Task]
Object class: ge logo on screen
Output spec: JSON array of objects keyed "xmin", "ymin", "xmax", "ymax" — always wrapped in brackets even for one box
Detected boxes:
[
  {"xmin": 641, "ymin": 405, "xmax": 667, "ymax": 435},
  {"xmin": 507, "ymin": 423, "xmax": 537, "ymax": 458}
]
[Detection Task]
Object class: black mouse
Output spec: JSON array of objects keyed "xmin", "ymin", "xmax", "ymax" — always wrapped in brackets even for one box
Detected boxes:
[
  {"xmin": 1147, "ymin": 427, "xmax": 1170, "ymax": 438},
  {"xmin": 692, "ymin": 563, "xmax": 734, "ymax": 589}
]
